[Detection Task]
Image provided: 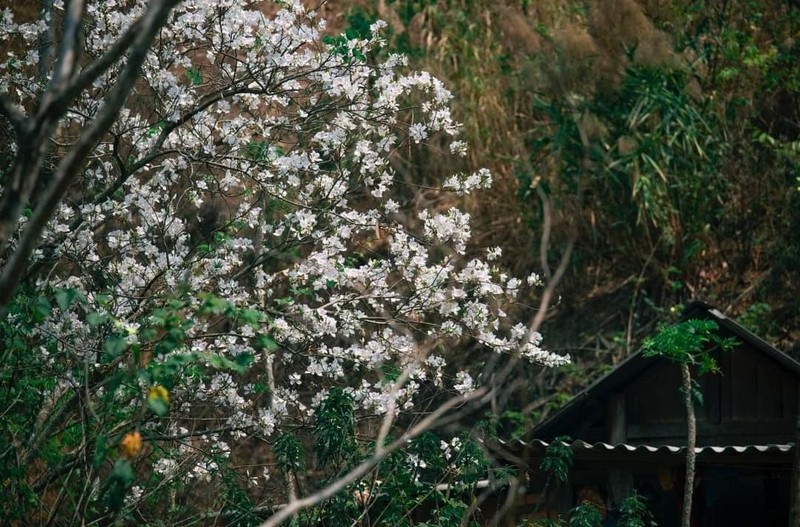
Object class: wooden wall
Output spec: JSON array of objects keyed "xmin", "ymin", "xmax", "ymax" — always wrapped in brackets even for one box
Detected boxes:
[{"xmin": 625, "ymin": 343, "xmax": 798, "ymax": 445}]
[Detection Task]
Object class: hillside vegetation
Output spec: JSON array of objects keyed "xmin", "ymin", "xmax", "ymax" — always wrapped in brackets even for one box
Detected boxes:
[{"xmin": 327, "ymin": 0, "xmax": 800, "ymax": 419}]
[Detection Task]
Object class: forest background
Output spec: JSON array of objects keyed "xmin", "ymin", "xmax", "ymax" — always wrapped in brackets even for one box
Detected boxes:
[{"xmin": 317, "ymin": 0, "xmax": 800, "ymax": 419}]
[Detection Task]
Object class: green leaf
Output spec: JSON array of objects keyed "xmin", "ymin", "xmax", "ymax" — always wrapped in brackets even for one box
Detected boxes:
[
  {"xmin": 137, "ymin": 369, "xmax": 154, "ymax": 385},
  {"xmin": 718, "ymin": 66, "xmax": 740, "ymax": 81},
  {"xmin": 641, "ymin": 319, "xmax": 721, "ymax": 364},
  {"xmin": 145, "ymin": 120, "xmax": 165, "ymax": 138},
  {"xmin": 147, "ymin": 397, "xmax": 169, "ymax": 416},
  {"xmin": 380, "ymin": 363, "xmax": 401, "ymax": 382},
  {"xmin": 619, "ymin": 490, "xmax": 655, "ymax": 527},
  {"xmin": 139, "ymin": 327, "xmax": 158, "ymax": 342},
  {"xmin": 199, "ymin": 294, "xmax": 233, "ymax": 315},
  {"xmin": 569, "ymin": 501, "xmax": 603, "ymax": 527},
  {"xmin": 275, "ymin": 432, "xmax": 305, "ymax": 472},
  {"xmin": 103, "ymin": 335, "xmax": 127, "ymax": 359},
  {"xmin": 92, "ymin": 435, "xmax": 108, "ymax": 470},
  {"xmin": 314, "ymin": 387, "xmax": 356, "ymax": 468},
  {"xmin": 131, "ymin": 343, "xmax": 141, "ymax": 366},
  {"xmin": 234, "ymin": 352, "xmax": 254, "ymax": 374},
  {"xmin": 95, "ymin": 293, "xmax": 112, "ymax": 307},
  {"xmin": 106, "ymin": 372, "xmax": 126, "ymax": 397},
  {"xmin": 541, "ymin": 435, "xmax": 573, "ymax": 483},
  {"xmin": 208, "ymin": 354, "xmax": 227, "ymax": 369},
  {"xmin": 55, "ymin": 288, "xmax": 85, "ymax": 312},
  {"xmin": 238, "ymin": 308, "xmax": 263, "ymax": 326},
  {"xmin": 31, "ymin": 296, "xmax": 52, "ymax": 322},
  {"xmin": 154, "ymin": 338, "xmax": 178, "ymax": 356},
  {"xmin": 87, "ymin": 312, "xmax": 110, "ymax": 327},
  {"xmin": 186, "ymin": 67, "xmax": 203, "ymax": 85},
  {"xmin": 254, "ymin": 335, "xmax": 278, "ymax": 352},
  {"xmin": 149, "ymin": 352, "xmax": 197, "ymax": 381},
  {"xmin": 106, "ymin": 459, "xmax": 135, "ymax": 513},
  {"xmin": 111, "ymin": 459, "xmax": 135, "ymax": 485},
  {"xmin": 691, "ymin": 384, "xmax": 704, "ymax": 407}
]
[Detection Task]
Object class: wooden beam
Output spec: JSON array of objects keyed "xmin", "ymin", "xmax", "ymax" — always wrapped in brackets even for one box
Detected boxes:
[
  {"xmin": 627, "ymin": 420, "xmax": 795, "ymax": 441},
  {"xmin": 607, "ymin": 392, "xmax": 633, "ymax": 509}
]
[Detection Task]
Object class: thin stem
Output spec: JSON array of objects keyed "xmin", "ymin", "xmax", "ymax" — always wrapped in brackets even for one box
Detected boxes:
[{"xmin": 681, "ymin": 363, "xmax": 696, "ymax": 527}]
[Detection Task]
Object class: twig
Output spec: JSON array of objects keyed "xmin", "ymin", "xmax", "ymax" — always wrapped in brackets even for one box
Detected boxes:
[{"xmin": 537, "ymin": 186, "xmax": 552, "ymax": 279}]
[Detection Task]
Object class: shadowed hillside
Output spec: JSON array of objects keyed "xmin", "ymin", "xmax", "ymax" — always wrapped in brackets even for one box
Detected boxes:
[{"xmin": 328, "ymin": 0, "xmax": 800, "ymax": 420}]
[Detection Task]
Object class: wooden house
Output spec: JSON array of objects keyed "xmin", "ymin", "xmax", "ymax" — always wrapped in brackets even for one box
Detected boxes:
[{"xmin": 504, "ymin": 302, "xmax": 800, "ymax": 527}]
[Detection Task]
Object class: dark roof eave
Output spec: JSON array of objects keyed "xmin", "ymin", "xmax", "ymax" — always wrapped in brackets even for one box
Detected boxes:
[{"xmin": 700, "ymin": 304, "xmax": 800, "ymax": 377}]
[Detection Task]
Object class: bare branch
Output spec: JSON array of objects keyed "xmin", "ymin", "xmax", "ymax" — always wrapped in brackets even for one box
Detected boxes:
[
  {"xmin": 38, "ymin": 0, "xmax": 86, "ymax": 111},
  {"xmin": 44, "ymin": 14, "xmax": 145, "ymax": 119},
  {"xmin": 37, "ymin": 0, "xmax": 57, "ymax": 82},
  {"xmin": 537, "ymin": 185, "xmax": 552, "ymax": 280},
  {"xmin": 375, "ymin": 356, "xmax": 424, "ymax": 454},
  {"xmin": 0, "ymin": 0, "xmax": 87, "ymax": 251},
  {"xmin": 0, "ymin": 93, "xmax": 26, "ymax": 135},
  {"xmin": 254, "ymin": 195, "xmax": 577, "ymax": 525},
  {"xmin": 527, "ymin": 236, "xmax": 574, "ymax": 338},
  {"xmin": 525, "ymin": 186, "xmax": 576, "ymax": 340}
]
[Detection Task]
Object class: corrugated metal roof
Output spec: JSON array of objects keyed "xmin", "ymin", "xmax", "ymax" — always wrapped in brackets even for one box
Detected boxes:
[{"xmin": 526, "ymin": 439, "xmax": 795, "ymax": 455}]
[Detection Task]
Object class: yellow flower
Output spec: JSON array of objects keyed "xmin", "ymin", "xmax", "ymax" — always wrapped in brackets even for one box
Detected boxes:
[
  {"xmin": 120, "ymin": 431, "xmax": 143, "ymax": 458},
  {"xmin": 148, "ymin": 385, "xmax": 169, "ymax": 404},
  {"xmin": 147, "ymin": 385, "xmax": 170, "ymax": 416}
]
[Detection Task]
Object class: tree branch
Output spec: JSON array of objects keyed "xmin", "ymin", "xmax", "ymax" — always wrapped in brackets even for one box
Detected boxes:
[
  {"xmin": 37, "ymin": 0, "xmax": 57, "ymax": 82},
  {"xmin": 37, "ymin": 0, "xmax": 85, "ymax": 113},
  {"xmin": 526, "ymin": 236, "xmax": 574, "ymax": 339},
  {"xmin": 257, "ymin": 202, "xmax": 578, "ymax": 525},
  {"xmin": 538, "ymin": 186, "xmax": 552, "ymax": 279},
  {"xmin": 0, "ymin": 93, "xmax": 27, "ymax": 135},
  {"xmin": 42, "ymin": 13, "xmax": 145, "ymax": 120}
]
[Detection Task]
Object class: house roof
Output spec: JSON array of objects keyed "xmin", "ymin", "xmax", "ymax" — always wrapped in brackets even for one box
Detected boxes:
[
  {"xmin": 530, "ymin": 301, "xmax": 800, "ymax": 441},
  {"xmin": 525, "ymin": 438, "xmax": 795, "ymax": 457}
]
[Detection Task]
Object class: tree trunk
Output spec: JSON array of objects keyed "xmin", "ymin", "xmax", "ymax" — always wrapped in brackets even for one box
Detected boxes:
[{"xmin": 681, "ymin": 363, "xmax": 696, "ymax": 527}]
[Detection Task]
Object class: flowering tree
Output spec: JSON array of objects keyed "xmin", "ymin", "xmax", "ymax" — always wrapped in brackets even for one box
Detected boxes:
[{"xmin": 0, "ymin": 1, "xmax": 569, "ymax": 524}]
